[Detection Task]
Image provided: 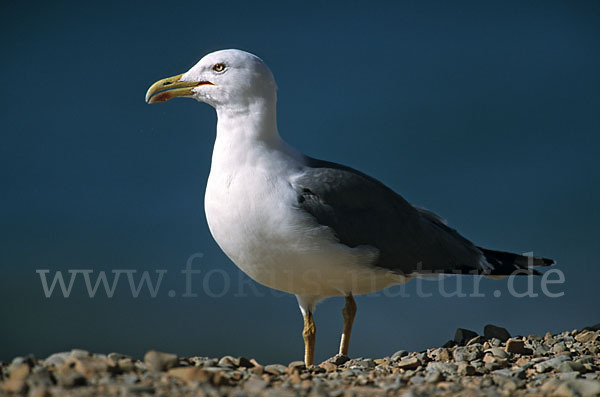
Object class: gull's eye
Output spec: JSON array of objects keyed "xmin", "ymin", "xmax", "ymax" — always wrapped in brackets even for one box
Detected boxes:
[{"xmin": 213, "ymin": 63, "xmax": 226, "ymax": 73}]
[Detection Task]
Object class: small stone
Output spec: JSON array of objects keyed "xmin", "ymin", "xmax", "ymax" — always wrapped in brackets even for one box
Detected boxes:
[
  {"xmin": 357, "ymin": 359, "xmax": 376, "ymax": 369},
  {"xmin": 552, "ymin": 379, "xmax": 600, "ymax": 397},
  {"xmin": 264, "ymin": 364, "xmax": 287, "ymax": 375},
  {"xmin": 122, "ymin": 374, "xmax": 139, "ymax": 384},
  {"xmin": 8, "ymin": 363, "xmax": 30, "ymax": 380},
  {"xmin": 117, "ymin": 358, "xmax": 135, "ymax": 372},
  {"xmin": 396, "ymin": 357, "xmax": 421, "ymax": 370},
  {"xmin": 425, "ymin": 369, "xmax": 443, "ymax": 383},
  {"xmin": 167, "ymin": 366, "xmax": 212, "ymax": 383},
  {"xmin": 483, "ymin": 353, "xmax": 507, "ymax": 370},
  {"xmin": 43, "ymin": 352, "xmax": 70, "ymax": 367},
  {"xmin": 248, "ymin": 365, "xmax": 264, "ymax": 375},
  {"xmin": 454, "ymin": 328, "xmax": 478, "ymax": 345},
  {"xmin": 487, "ymin": 347, "xmax": 509, "ymax": 359},
  {"xmin": 144, "ymin": 350, "xmax": 178, "ymax": 372},
  {"xmin": 234, "ymin": 356, "xmax": 254, "ymax": 368},
  {"xmin": 64, "ymin": 356, "xmax": 109, "ymax": 378},
  {"xmin": 457, "ymin": 363, "xmax": 476, "ymax": 376},
  {"xmin": 505, "ymin": 338, "xmax": 533, "ymax": 355},
  {"xmin": 217, "ymin": 355, "xmax": 237, "ymax": 367},
  {"xmin": 557, "ymin": 361, "xmax": 585, "ymax": 373},
  {"xmin": 107, "ymin": 352, "xmax": 129, "ymax": 363},
  {"xmin": 559, "ymin": 372, "xmax": 581, "ymax": 380},
  {"xmin": 26, "ymin": 367, "xmax": 54, "ymax": 388},
  {"xmin": 391, "ymin": 350, "xmax": 409, "ymax": 361},
  {"xmin": 466, "ymin": 336, "xmax": 486, "ymax": 346},
  {"xmin": 576, "ymin": 355, "xmax": 594, "ymax": 365},
  {"xmin": 433, "ymin": 348, "xmax": 451, "ymax": 362},
  {"xmin": 553, "ymin": 342, "xmax": 568, "ymax": 354},
  {"xmin": 484, "ymin": 324, "xmax": 511, "ymax": 342},
  {"xmin": 327, "ymin": 354, "xmax": 350, "ymax": 365},
  {"xmin": 482, "ymin": 353, "xmax": 495, "ymax": 364},
  {"xmin": 11, "ymin": 355, "xmax": 35, "ymax": 367},
  {"xmin": 287, "ymin": 361, "xmax": 306, "ymax": 372},
  {"xmin": 426, "ymin": 362, "xmax": 457, "ymax": 375},
  {"xmin": 409, "ymin": 375, "xmax": 425, "ymax": 385},
  {"xmin": 69, "ymin": 349, "xmax": 91, "ymax": 359},
  {"xmin": 55, "ymin": 369, "xmax": 87, "ymax": 388},
  {"xmin": 534, "ymin": 343, "xmax": 550, "ymax": 357},
  {"xmin": 319, "ymin": 362, "xmax": 337, "ymax": 372},
  {"xmin": 575, "ymin": 331, "xmax": 598, "ymax": 344},
  {"xmin": 453, "ymin": 345, "xmax": 483, "ymax": 362},
  {"xmin": 535, "ymin": 355, "xmax": 570, "ymax": 373}
]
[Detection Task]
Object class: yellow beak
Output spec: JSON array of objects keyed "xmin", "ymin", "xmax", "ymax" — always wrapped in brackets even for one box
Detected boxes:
[{"xmin": 145, "ymin": 73, "xmax": 213, "ymax": 104}]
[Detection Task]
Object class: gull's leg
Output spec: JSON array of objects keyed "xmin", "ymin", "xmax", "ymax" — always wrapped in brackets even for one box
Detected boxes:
[
  {"xmin": 302, "ymin": 310, "xmax": 316, "ymax": 366},
  {"xmin": 296, "ymin": 295, "xmax": 318, "ymax": 367},
  {"xmin": 339, "ymin": 294, "xmax": 357, "ymax": 356}
]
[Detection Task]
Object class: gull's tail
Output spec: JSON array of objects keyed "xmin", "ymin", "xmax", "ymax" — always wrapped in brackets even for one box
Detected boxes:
[{"xmin": 478, "ymin": 248, "xmax": 555, "ymax": 276}]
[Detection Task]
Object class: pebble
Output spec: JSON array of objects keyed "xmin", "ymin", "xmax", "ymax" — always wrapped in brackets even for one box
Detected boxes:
[
  {"xmin": 454, "ymin": 328, "xmax": 478, "ymax": 345},
  {"xmin": 535, "ymin": 355, "xmax": 571, "ymax": 373},
  {"xmin": 396, "ymin": 357, "xmax": 421, "ymax": 370},
  {"xmin": 486, "ymin": 347, "xmax": 509, "ymax": 358},
  {"xmin": 457, "ymin": 362, "xmax": 476, "ymax": 376},
  {"xmin": 576, "ymin": 331, "xmax": 599, "ymax": 344},
  {"xmin": 143, "ymin": 350, "xmax": 178, "ymax": 372},
  {"xmin": 505, "ymin": 338, "xmax": 534, "ymax": 355},
  {"xmin": 483, "ymin": 324, "xmax": 511, "ymax": 342},
  {"xmin": 167, "ymin": 366, "xmax": 212, "ymax": 382},
  {"xmin": 319, "ymin": 362, "xmax": 337, "ymax": 372},
  {"xmin": 453, "ymin": 345, "xmax": 483, "ymax": 362},
  {"xmin": 553, "ymin": 379, "xmax": 600, "ymax": 397},
  {"xmin": 391, "ymin": 350, "xmax": 409, "ymax": 361},
  {"xmin": 431, "ymin": 348, "xmax": 451, "ymax": 362},
  {"xmin": 327, "ymin": 354, "xmax": 350, "ymax": 365},
  {"xmin": 557, "ymin": 361, "xmax": 585, "ymax": 373},
  {"xmin": 264, "ymin": 364, "xmax": 288, "ymax": 375},
  {"xmin": 43, "ymin": 352, "xmax": 70, "ymax": 367}
]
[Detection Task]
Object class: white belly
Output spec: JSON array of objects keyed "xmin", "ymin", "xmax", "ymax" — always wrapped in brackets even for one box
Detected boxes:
[{"xmin": 204, "ymin": 164, "xmax": 404, "ymax": 297}]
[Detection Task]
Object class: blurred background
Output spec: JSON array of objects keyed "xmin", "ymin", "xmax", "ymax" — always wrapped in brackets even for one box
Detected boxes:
[{"xmin": 1, "ymin": 0, "xmax": 599, "ymax": 364}]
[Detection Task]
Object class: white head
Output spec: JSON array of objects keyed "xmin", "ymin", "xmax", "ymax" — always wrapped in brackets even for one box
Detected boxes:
[{"xmin": 146, "ymin": 49, "xmax": 277, "ymax": 111}]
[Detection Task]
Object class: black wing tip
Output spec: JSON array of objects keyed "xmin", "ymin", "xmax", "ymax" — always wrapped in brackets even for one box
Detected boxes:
[
  {"xmin": 539, "ymin": 257, "xmax": 556, "ymax": 267},
  {"xmin": 479, "ymin": 248, "xmax": 556, "ymax": 276}
]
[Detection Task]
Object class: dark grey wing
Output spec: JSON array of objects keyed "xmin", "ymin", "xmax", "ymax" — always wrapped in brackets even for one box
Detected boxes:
[{"xmin": 293, "ymin": 156, "xmax": 487, "ymax": 275}]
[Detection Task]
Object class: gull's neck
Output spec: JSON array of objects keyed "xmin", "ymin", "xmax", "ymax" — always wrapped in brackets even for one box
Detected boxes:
[
  {"xmin": 212, "ymin": 97, "xmax": 302, "ymax": 171},
  {"xmin": 216, "ymin": 97, "xmax": 281, "ymax": 146}
]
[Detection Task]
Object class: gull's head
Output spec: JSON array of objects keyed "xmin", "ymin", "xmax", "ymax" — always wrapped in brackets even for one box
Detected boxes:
[{"xmin": 145, "ymin": 49, "xmax": 276, "ymax": 109}]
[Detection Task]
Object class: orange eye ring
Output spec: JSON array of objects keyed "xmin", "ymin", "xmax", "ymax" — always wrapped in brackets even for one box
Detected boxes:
[{"xmin": 213, "ymin": 63, "xmax": 226, "ymax": 72}]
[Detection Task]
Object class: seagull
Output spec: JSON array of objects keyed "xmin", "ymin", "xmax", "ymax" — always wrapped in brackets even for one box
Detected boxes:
[{"xmin": 145, "ymin": 49, "xmax": 554, "ymax": 366}]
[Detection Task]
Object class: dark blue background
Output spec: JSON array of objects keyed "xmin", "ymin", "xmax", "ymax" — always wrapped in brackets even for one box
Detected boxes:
[{"xmin": 1, "ymin": 1, "xmax": 599, "ymax": 364}]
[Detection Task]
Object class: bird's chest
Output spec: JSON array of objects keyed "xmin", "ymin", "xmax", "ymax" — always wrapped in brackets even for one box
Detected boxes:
[{"xmin": 204, "ymin": 165, "xmax": 299, "ymax": 266}]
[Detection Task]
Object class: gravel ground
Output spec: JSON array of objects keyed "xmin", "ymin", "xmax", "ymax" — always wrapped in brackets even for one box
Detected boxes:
[{"xmin": 2, "ymin": 324, "xmax": 599, "ymax": 397}]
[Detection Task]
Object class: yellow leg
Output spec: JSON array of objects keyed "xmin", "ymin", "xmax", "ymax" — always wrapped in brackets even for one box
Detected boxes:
[
  {"xmin": 339, "ymin": 294, "xmax": 357, "ymax": 356},
  {"xmin": 303, "ymin": 311, "xmax": 316, "ymax": 367}
]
